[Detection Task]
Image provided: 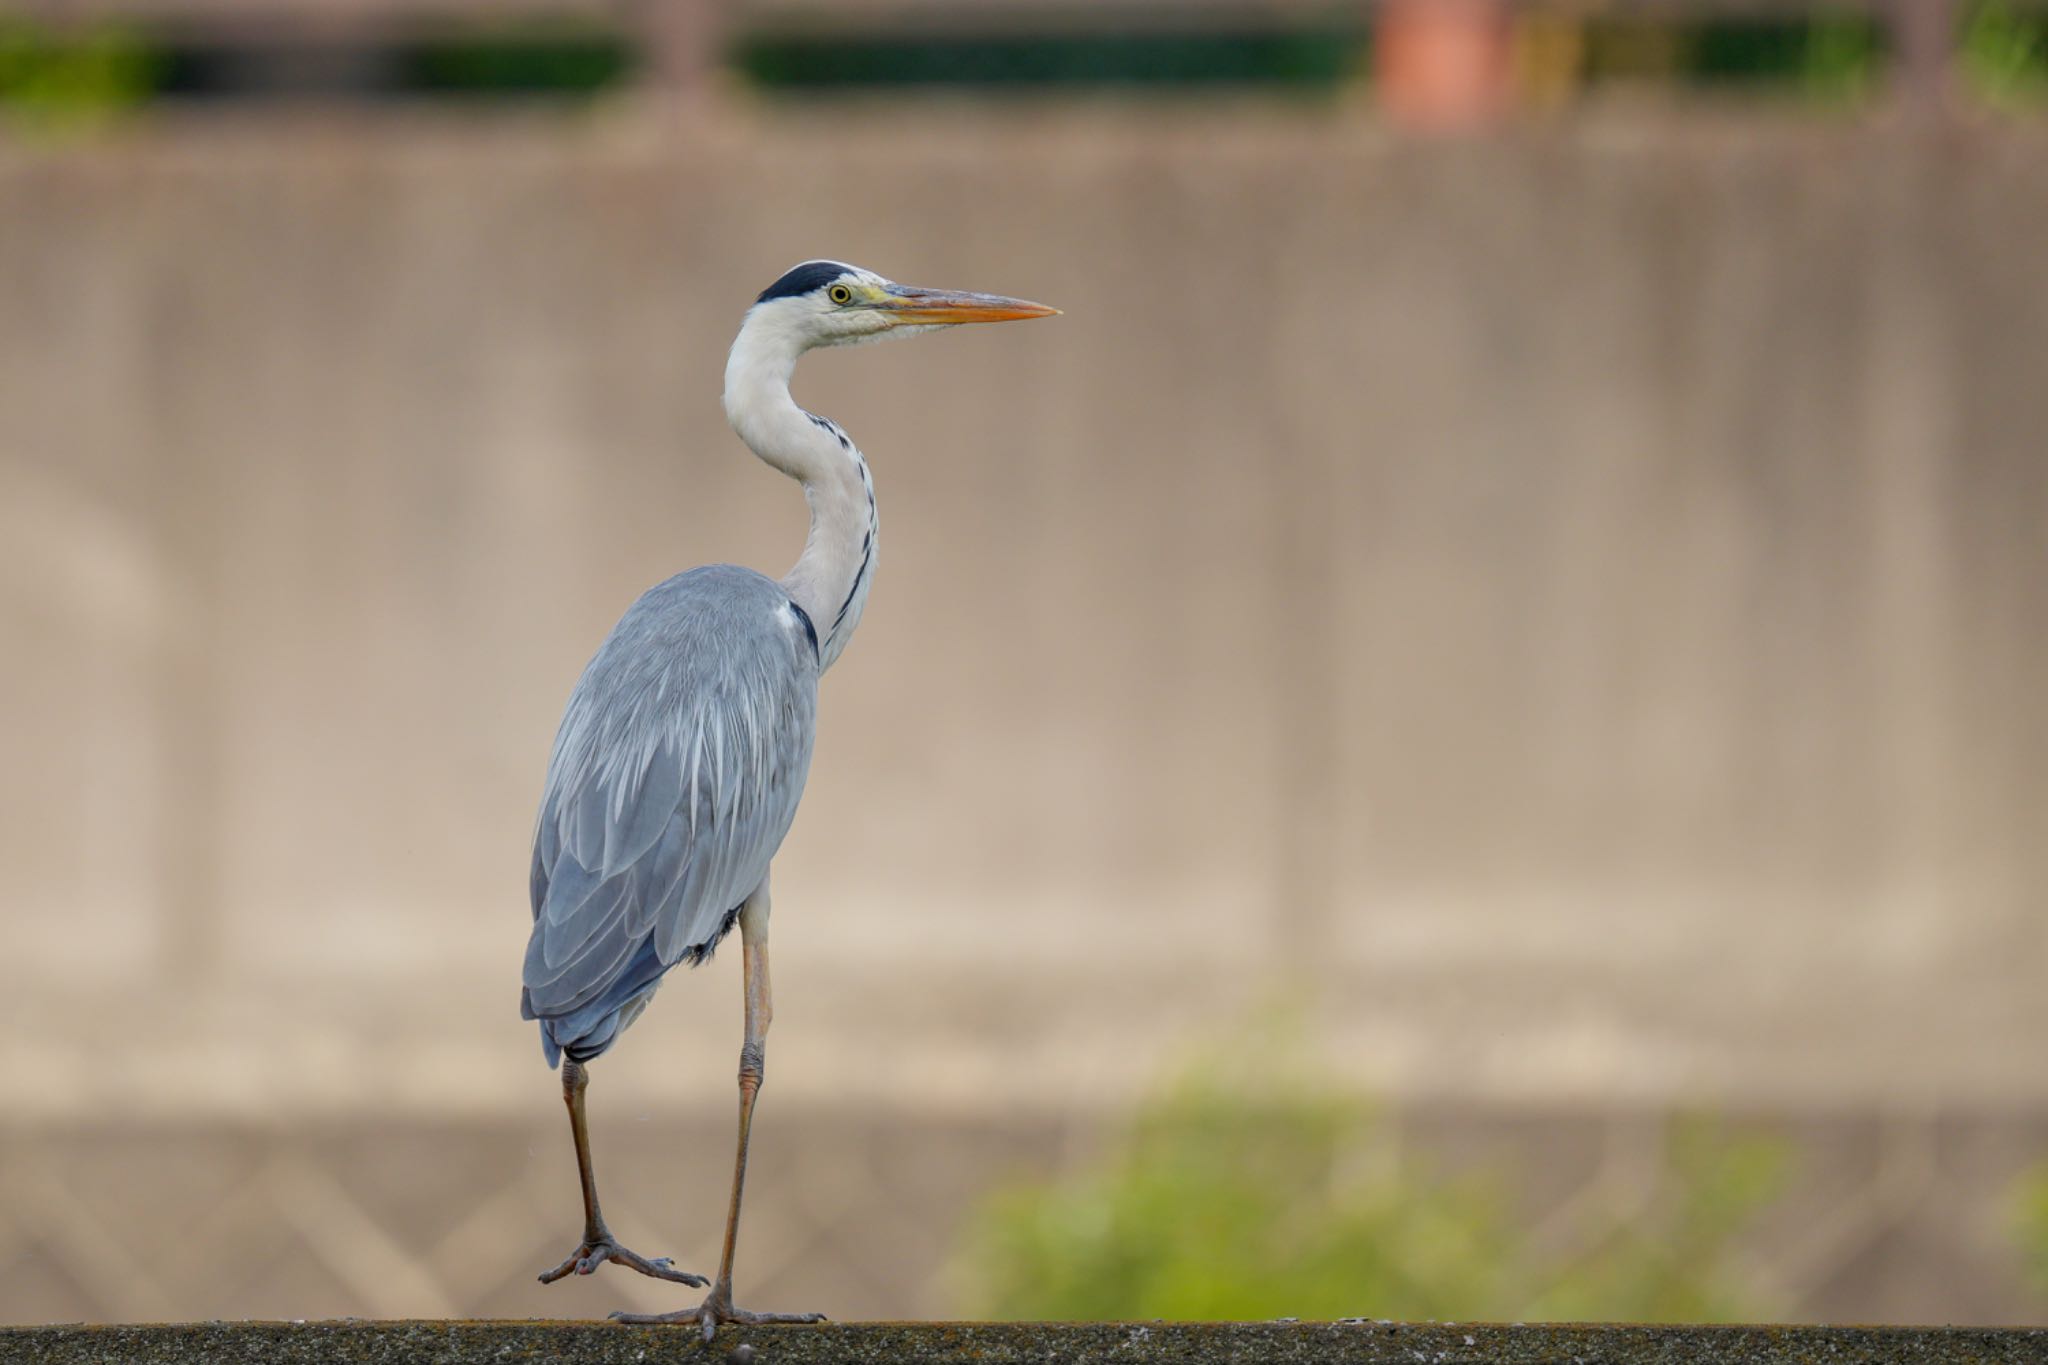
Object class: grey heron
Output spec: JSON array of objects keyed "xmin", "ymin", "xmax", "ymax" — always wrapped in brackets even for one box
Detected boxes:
[{"xmin": 519, "ymin": 260, "xmax": 1056, "ymax": 1338}]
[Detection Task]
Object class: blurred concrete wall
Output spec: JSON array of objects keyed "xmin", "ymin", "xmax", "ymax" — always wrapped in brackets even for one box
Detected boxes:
[{"xmin": 1, "ymin": 109, "xmax": 2044, "ymax": 1133}]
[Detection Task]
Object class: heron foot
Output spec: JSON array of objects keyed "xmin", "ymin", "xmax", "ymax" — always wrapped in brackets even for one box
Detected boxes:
[
  {"xmin": 537, "ymin": 1232, "xmax": 707, "ymax": 1287},
  {"xmin": 610, "ymin": 1288, "xmax": 827, "ymax": 1344}
]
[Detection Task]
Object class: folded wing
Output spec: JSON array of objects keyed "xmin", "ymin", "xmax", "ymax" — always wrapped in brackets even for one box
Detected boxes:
[{"xmin": 520, "ymin": 567, "xmax": 819, "ymax": 1063}]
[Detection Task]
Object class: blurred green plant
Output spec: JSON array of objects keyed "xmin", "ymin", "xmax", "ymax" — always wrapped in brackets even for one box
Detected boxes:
[
  {"xmin": 957, "ymin": 1016, "xmax": 1786, "ymax": 1322},
  {"xmin": 1962, "ymin": 0, "xmax": 2048, "ymax": 105},
  {"xmin": 2016, "ymin": 1160, "xmax": 2048, "ymax": 1301},
  {"xmin": 1604, "ymin": 15, "xmax": 1879, "ymax": 102},
  {"xmin": 0, "ymin": 17, "xmax": 154, "ymax": 130},
  {"xmin": 1517, "ymin": 1119, "xmax": 1789, "ymax": 1322},
  {"xmin": 401, "ymin": 23, "xmax": 634, "ymax": 98},
  {"xmin": 733, "ymin": 31, "xmax": 1357, "ymax": 93},
  {"xmin": 1799, "ymin": 18, "xmax": 1880, "ymax": 103}
]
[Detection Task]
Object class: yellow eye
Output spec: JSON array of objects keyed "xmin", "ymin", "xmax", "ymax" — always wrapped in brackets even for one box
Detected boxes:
[{"xmin": 828, "ymin": 284, "xmax": 854, "ymax": 305}]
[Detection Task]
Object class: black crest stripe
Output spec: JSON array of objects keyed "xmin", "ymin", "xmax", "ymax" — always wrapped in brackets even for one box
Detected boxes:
[{"xmin": 756, "ymin": 261, "xmax": 856, "ymax": 305}]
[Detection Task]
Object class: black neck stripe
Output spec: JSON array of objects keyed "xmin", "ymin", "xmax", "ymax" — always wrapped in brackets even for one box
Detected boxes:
[{"xmin": 788, "ymin": 600, "xmax": 820, "ymax": 661}]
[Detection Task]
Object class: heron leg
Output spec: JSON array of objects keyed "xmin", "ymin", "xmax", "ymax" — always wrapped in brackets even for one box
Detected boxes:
[
  {"xmin": 612, "ymin": 893, "xmax": 826, "ymax": 1340},
  {"xmin": 538, "ymin": 1058, "xmax": 707, "ymax": 1287}
]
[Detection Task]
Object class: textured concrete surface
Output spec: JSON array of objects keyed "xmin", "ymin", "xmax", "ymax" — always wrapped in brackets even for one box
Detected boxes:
[
  {"xmin": 3, "ymin": 1322, "xmax": 2045, "ymax": 1364},
  {"xmin": 7, "ymin": 117, "xmax": 2048, "ymax": 1132}
]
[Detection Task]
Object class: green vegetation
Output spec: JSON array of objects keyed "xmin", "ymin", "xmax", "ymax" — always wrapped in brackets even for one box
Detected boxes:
[
  {"xmin": 2016, "ymin": 1160, "xmax": 2048, "ymax": 1300},
  {"xmin": 958, "ymin": 1019, "xmax": 1787, "ymax": 1322},
  {"xmin": 400, "ymin": 24, "xmax": 635, "ymax": 98},
  {"xmin": 1557, "ymin": 13, "xmax": 1887, "ymax": 103},
  {"xmin": 1798, "ymin": 18, "xmax": 1884, "ymax": 102},
  {"xmin": 732, "ymin": 31, "xmax": 1359, "ymax": 93},
  {"xmin": 736, "ymin": 16, "xmax": 1887, "ymax": 100},
  {"xmin": 0, "ymin": 19, "xmax": 154, "ymax": 129},
  {"xmin": 1962, "ymin": 0, "xmax": 2048, "ymax": 105},
  {"xmin": 1673, "ymin": 15, "xmax": 1882, "ymax": 99}
]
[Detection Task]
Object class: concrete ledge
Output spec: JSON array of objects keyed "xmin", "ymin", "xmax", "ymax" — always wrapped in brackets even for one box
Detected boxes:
[{"xmin": 3, "ymin": 1321, "xmax": 2044, "ymax": 1364}]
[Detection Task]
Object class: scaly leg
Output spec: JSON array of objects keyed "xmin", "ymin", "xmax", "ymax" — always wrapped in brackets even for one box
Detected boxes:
[
  {"xmin": 613, "ymin": 888, "xmax": 826, "ymax": 1340},
  {"xmin": 538, "ymin": 1057, "xmax": 707, "ymax": 1286}
]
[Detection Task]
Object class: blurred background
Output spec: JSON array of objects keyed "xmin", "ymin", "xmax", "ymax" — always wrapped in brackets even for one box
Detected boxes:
[{"xmin": 3, "ymin": 0, "xmax": 2047, "ymax": 1331}]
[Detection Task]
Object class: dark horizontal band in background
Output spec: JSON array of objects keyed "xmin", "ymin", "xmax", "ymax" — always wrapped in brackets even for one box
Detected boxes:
[{"xmin": 8, "ymin": 11, "xmax": 2046, "ymax": 104}]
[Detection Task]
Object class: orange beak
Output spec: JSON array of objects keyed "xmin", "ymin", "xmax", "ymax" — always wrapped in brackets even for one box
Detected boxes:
[{"xmin": 872, "ymin": 284, "xmax": 1060, "ymax": 325}]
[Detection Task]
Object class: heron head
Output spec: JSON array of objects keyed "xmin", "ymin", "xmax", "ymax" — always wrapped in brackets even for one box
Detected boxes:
[{"xmin": 747, "ymin": 260, "xmax": 1058, "ymax": 350}]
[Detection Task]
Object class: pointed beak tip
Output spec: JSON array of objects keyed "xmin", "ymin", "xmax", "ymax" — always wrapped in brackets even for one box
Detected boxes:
[{"xmin": 989, "ymin": 298, "xmax": 1060, "ymax": 323}]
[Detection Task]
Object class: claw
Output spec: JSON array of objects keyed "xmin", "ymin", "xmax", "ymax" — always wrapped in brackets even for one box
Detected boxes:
[{"xmin": 538, "ymin": 1233, "xmax": 706, "ymax": 1287}]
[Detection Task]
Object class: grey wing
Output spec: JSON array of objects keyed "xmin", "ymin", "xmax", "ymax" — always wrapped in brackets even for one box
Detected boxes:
[{"xmin": 520, "ymin": 569, "xmax": 819, "ymax": 1060}]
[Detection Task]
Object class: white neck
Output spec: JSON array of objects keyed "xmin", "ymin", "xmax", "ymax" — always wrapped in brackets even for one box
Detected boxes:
[{"xmin": 723, "ymin": 307, "xmax": 878, "ymax": 673}]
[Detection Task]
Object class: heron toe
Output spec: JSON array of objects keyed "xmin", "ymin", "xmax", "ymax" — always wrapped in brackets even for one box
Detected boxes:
[
  {"xmin": 611, "ymin": 1293, "xmax": 827, "ymax": 1344},
  {"xmin": 538, "ymin": 1233, "xmax": 707, "ymax": 1287}
]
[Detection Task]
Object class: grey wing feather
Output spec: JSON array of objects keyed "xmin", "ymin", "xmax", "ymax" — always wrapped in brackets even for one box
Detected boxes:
[{"xmin": 520, "ymin": 566, "xmax": 819, "ymax": 1054}]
